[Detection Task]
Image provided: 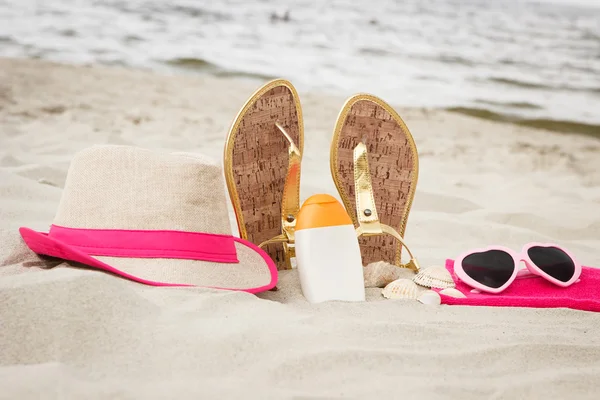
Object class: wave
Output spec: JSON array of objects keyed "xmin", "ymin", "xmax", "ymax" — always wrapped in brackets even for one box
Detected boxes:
[
  {"xmin": 164, "ymin": 58, "xmax": 276, "ymax": 81},
  {"xmin": 475, "ymin": 99, "xmax": 542, "ymax": 110},
  {"xmin": 357, "ymin": 49, "xmax": 475, "ymax": 65},
  {"xmin": 499, "ymin": 58, "xmax": 520, "ymax": 66},
  {"xmin": 487, "ymin": 77, "xmax": 600, "ymax": 94},
  {"xmin": 415, "ymin": 75, "xmax": 448, "ymax": 82},
  {"xmin": 489, "ymin": 77, "xmax": 552, "ymax": 90},
  {"xmin": 122, "ymin": 34, "xmax": 143, "ymax": 44},
  {"xmin": 406, "ymin": 53, "xmax": 476, "ymax": 66},
  {"xmin": 446, "ymin": 107, "xmax": 600, "ymax": 138},
  {"xmin": 560, "ymin": 62, "xmax": 600, "ymax": 74},
  {"xmin": 581, "ymin": 30, "xmax": 600, "ymax": 41},
  {"xmin": 58, "ymin": 29, "xmax": 77, "ymax": 37},
  {"xmin": 105, "ymin": 2, "xmax": 229, "ymax": 21},
  {"xmin": 358, "ymin": 47, "xmax": 394, "ymax": 56},
  {"xmin": 436, "ymin": 54, "xmax": 474, "ymax": 66},
  {"xmin": 170, "ymin": 5, "xmax": 230, "ymax": 20},
  {"xmin": 166, "ymin": 57, "xmax": 214, "ymax": 69}
]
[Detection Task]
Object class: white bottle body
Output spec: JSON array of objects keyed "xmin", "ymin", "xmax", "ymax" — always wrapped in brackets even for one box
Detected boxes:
[{"xmin": 295, "ymin": 224, "xmax": 366, "ymax": 303}]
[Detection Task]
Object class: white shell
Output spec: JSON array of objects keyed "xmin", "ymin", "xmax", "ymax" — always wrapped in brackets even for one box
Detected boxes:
[
  {"xmin": 439, "ymin": 288, "xmax": 467, "ymax": 298},
  {"xmin": 382, "ymin": 279, "xmax": 420, "ymax": 300},
  {"xmin": 417, "ymin": 290, "xmax": 442, "ymax": 305},
  {"xmin": 363, "ymin": 261, "xmax": 411, "ymax": 288},
  {"xmin": 413, "ymin": 265, "xmax": 455, "ymax": 289},
  {"xmin": 364, "ymin": 261, "xmax": 401, "ymax": 288}
]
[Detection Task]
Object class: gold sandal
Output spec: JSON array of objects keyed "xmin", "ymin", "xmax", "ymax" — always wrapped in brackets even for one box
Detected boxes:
[
  {"xmin": 224, "ymin": 79, "xmax": 303, "ymax": 270},
  {"xmin": 330, "ymin": 94, "xmax": 420, "ymax": 270},
  {"xmin": 352, "ymin": 142, "xmax": 420, "ymax": 271}
]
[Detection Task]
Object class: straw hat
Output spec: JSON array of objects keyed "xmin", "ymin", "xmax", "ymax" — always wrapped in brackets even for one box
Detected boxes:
[{"xmin": 19, "ymin": 145, "xmax": 277, "ymax": 293}]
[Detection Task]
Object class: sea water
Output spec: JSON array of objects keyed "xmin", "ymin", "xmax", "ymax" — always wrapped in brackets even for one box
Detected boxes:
[{"xmin": 1, "ymin": 0, "xmax": 599, "ymax": 136}]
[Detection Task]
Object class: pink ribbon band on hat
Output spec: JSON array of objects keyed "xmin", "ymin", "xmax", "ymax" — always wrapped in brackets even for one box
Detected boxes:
[{"xmin": 46, "ymin": 225, "xmax": 239, "ymax": 263}]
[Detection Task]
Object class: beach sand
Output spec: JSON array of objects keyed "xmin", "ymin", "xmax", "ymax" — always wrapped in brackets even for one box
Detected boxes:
[{"xmin": 1, "ymin": 58, "xmax": 600, "ymax": 399}]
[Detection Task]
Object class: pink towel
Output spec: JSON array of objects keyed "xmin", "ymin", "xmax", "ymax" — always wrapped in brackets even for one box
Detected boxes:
[{"xmin": 439, "ymin": 259, "xmax": 600, "ymax": 312}]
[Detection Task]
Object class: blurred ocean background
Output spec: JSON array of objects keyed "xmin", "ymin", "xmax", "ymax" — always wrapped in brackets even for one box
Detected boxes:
[{"xmin": 1, "ymin": 0, "xmax": 599, "ymax": 136}]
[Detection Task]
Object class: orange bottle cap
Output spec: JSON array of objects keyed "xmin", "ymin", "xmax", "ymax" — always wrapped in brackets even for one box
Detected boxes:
[{"xmin": 296, "ymin": 194, "xmax": 353, "ymax": 231}]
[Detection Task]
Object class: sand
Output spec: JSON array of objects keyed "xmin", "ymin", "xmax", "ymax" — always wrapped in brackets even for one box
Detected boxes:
[{"xmin": 1, "ymin": 57, "xmax": 600, "ymax": 399}]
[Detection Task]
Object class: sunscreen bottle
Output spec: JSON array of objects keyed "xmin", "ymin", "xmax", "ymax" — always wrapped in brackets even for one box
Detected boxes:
[{"xmin": 294, "ymin": 194, "xmax": 365, "ymax": 303}]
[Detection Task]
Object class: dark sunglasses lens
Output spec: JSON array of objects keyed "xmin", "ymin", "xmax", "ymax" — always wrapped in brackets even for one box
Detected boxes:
[
  {"xmin": 461, "ymin": 250, "xmax": 515, "ymax": 288},
  {"xmin": 527, "ymin": 246, "xmax": 575, "ymax": 282}
]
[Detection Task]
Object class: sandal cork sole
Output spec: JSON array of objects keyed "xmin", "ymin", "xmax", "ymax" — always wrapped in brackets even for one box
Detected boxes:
[
  {"xmin": 224, "ymin": 79, "xmax": 303, "ymax": 270},
  {"xmin": 330, "ymin": 94, "xmax": 418, "ymax": 266}
]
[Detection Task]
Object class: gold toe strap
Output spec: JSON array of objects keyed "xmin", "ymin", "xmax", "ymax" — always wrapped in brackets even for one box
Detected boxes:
[
  {"xmin": 258, "ymin": 122, "xmax": 301, "ymax": 269},
  {"xmin": 354, "ymin": 142, "xmax": 380, "ymax": 233},
  {"xmin": 258, "ymin": 233, "xmax": 288, "ymax": 248},
  {"xmin": 276, "ymin": 121, "xmax": 301, "ymax": 247},
  {"xmin": 353, "ymin": 142, "xmax": 420, "ymax": 272}
]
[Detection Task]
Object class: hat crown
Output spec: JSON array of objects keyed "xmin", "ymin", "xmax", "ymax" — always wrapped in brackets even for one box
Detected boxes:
[{"xmin": 53, "ymin": 145, "xmax": 232, "ymax": 235}]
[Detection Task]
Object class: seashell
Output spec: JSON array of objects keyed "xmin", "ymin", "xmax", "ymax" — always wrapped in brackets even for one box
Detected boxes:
[
  {"xmin": 382, "ymin": 279, "xmax": 420, "ymax": 300},
  {"xmin": 439, "ymin": 288, "xmax": 467, "ymax": 298},
  {"xmin": 417, "ymin": 290, "xmax": 441, "ymax": 305},
  {"xmin": 363, "ymin": 261, "xmax": 412, "ymax": 288},
  {"xmin": 413, "ymin": 265, "xmax": 455, "ymax": 289}
]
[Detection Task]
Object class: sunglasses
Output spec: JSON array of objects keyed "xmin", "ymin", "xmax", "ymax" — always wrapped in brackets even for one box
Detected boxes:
[{"xmin": 454, "ymin": 243, "xmax": 581, "ymax": 294}]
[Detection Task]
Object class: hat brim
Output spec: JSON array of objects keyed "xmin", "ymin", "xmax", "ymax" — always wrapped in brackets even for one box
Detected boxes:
[{"xmin": 19, "ymin": 227, "xmax": 277, "ymax": 293}]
